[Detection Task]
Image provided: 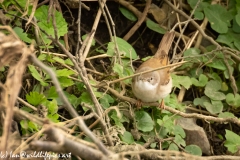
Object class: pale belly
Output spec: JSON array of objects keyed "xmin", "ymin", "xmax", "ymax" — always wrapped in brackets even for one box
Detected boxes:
[{"xmin": 132, "ymin": 78, "xmax": 172, "ymax": 102}]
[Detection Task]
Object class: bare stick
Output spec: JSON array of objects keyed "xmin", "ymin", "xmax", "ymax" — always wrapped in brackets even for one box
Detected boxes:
[
  {"xmin": 30, "ymin": 125, "xmax": 108, "ymax": 160},
  {"xmin": 123, "ymin": 0, "xmax": 152, "ymax": 41}
]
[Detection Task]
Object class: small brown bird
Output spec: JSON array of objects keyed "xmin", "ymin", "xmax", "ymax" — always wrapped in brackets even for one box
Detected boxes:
[{"xmin": 132, "ymin": 31, "xmax": 175, "ymax": 108}]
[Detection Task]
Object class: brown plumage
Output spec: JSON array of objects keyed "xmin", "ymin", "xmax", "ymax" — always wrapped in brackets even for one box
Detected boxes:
[{"xmin": 132, "ymin": 31, "xmax": 175, "ymax": 105}]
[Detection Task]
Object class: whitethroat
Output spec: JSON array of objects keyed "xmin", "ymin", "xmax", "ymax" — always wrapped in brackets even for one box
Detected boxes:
[{"xmin": 132, "ymin": 31, "xmax": 175, "ymax": 108}]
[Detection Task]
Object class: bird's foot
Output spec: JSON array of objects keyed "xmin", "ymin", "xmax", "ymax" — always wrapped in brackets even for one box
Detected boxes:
[
  {"xmin": 135, "ymin": 100, "xmax": 143, "ymax": 109},
  {"xmin": 158, "ymin": 99, "xmax": 165, "ymax": 110}
]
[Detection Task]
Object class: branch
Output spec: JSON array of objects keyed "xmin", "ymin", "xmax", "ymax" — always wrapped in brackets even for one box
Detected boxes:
[
  {"xmin": 30, "ymin": 125, "xmax": 109, "ymax": 160},
  {"xmin": 0, "ymin": 27, "xmax": 32, "ymax": 152},
  {"xmin": 123, "ymin": 0, "xmax": 152, "ymax": 41},
  {"xmin": 102, "ymin": 86, "xmax": 240, "ymax": 126}
]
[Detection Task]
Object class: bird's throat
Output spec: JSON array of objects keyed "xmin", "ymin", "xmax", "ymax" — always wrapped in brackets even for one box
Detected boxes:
[{"xmin": 136, "ymin": 81, "xmax": 157, "ymax": 91}]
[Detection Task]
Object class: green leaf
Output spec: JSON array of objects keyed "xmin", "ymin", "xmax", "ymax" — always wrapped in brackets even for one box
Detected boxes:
[
  {"xmin": 150, "ymin": 142, "xmax": 157, "ymax": 149},
  {"xmin": 44, "ymin": 86, "xmax": 58, "ymax": 99},
  {"xmin": 180, "ymin": 48, "xmax": 202, "ymax": 69},
  {"xmin": 146, "ymin": 19, "xmax": 166, "ymax": 34},
  {"xmin": 122, "ymin": 59, "xmax": 134, "ymax": 84},
  {"xmin": 174, "ymin": 134, "xmax": 186, "ymax": 147},
  {"xmin": 226, "ymin": 93, "xmax": 240, "ymax": 108},
  {"xmin": 112, "ymin": 60, "xmax": 133, "ymax": 84},
  {"xmin": 216, "ymin": 34, "xmax": 235, "ymax": 48},
  {"xmin": 111, "ymin": 110, "xmax": 129, "ymax": 127},
  {"xmin": 28, "ymin": 121, "xmax": 39, "ymax": 132},
  {"xmin": 58, "ymin": 77, "xmax": 74, "ymax": 88},
  {"xmin": 65, "ymin": 58, "xmax": 74, "ymax": 66},
  {"xmin": 45, "ymin": 54, "xmax": 54, "ymax": 63},
  {"xmin": 35, "ymin": 5, "xmax": 68, "ymax": 45},
  {"xmin": 236, "ymin": 10, "xmax": 240, "ymax": 26},
  {"xmin": 189, "ymin": 68, "xmax": 203, "ymax": 78},
  {"xmin": 79, "ymin": 92, "xmax": 93, "ymax": 110},
  {"xmin": 204, "ymin": 80, "xmax": 226, "ymax": 101},
  {"xmin": 56, "ymin": 69, "xmax": 75, "ymax": 77},
  {"xmin": 221, "ymin": 82, "xmax": 228, "ymax": 91},
  {"xmin": 113, "ymin": 63, "xmax": 124, "ymax": 77},
  {"xmin": 169, "ymin": 143, "xmax": 179, "ymax": 151},
  {"xmin": 53, "ymin": 56, "xmax": 65, "ymax": 64},
  {"xmin": 142, "ymin": 131, "xmax": 156, "ymax": 143},
  {"xmin": 187, "ymin": 1, "xmax": 209, "ymax": 20},
  {"xmin": 107, "ymin": 37, "xmax": 138, "ymax": 59},
  {"xmin": 193, "ymin": 11, "xmax": 204, "ymax": 20},
  {"xmin": 110, "ymin": 111, "xmax": 123, "ymax": 128},
  {"xmin": 204, "ymin": 90, "xmax": 226, "ymax": 101},
  {"xmin": 216, "ymin": 29, "xmax": 240, "ymax": 50},
  {"xmin": 76, "ymin": 82, "xmax": 85, "ymax": 92},
  {"xmin": 96, "ymin": 49, "xmax": 105, "ymax": 54},
  {"xmin": 205, "ymin": 53, "xmax": 232, "ymax": 71},
  {"xmin": 172, "ymin": 75, "xmax": 192, "ymax": 89},
  {"xmin": 185, "ymin": 145, "xmax": 202, "ymax": 156},
  {"xmin": 234, "ymin": 38, "xmax": 240, "ymax": 50},
  {"xmin": 224, "ymin": 129, "xmax": 240, "ymax": 153},
  {"xmin": 119, "ymin": 7, "xmax": 137, "ymax": 21},
  {"xmin": 193, "ymin": 96, "xmax": 210, "ymax": 107},
  {"xmin": 218, "ymin": 112, "xmax": 235, "ymax": 119},
  {"xmin": 38, "ymin": 54, "xmax": 46, "ymax": 61},
  {"xmin": 0, "ymin": 67, "xmax": 5, "ymax": 72},
  {"xmin": 64, "ymin": 92, "xmax": 81, "ymax": 108},
  {"xmin": 165, "ymin": 94, "xmax": 184, "ymax": 110},
  {"xmin": 183, "ymin": 48, "xmax": 201, "ymax": 61},
  {"xmin": 28, "ymin": 65, "xmax": 48, "ymax": 86},
  {"xmin": 82, "ymin": 34, "xmax": 95, "ymax": 46},
  {"xmin": 207, "ymin": 72, "xmax": 222, "ymax": 82},
  {"xmin": 20, "ymin": 106, "xmax": 34, "ymax": 112},
  {"xmin": 233, "ymin": 17, "xmax": 240, "ymax": 33},
  {"xmin": 203, "ymin": 100, "xmax": 223, "ymax": 114},
  {"xmin": 46, "ymin": 99, "xmax": 58, "ymax": 114},
  {"xmin": 120, "ymin": 131, "xmax": 134, "ymax": 144},
  {"xmin": 26, "ymin": 91, "xmax": 46, "ymax": 106},
  {"xmin": 174, "ymin": 125, "xmax": 185, "ymax": 138},
  {"xmin": 204, "ymin": 4, "xmax": 232, "ymax": 33},
  {"xmin": 191, "ymin": 74, "xmax": 208, "ymax": 87},
  {"xmin": 100, "ymin": 94, "xmax": 115, "ymax": 109},
  {"xmin": 47, "ymin": 113, "xmax": 59, "ymax": 123},
  {"xmin": 20, "ymin": 120, "xmax": 28, "ymax": 129},
  {"xmin": 0, "ymin": 0, "xmax": 13, "ymax": 9},
  {"xmin": 135, "ymin": 111, "xmax": 154, "ymax": 132},
  {"xmin": 15, "ymin": 0, "xmax": 28, "ymax": 8},
  {"xmin": 13, "ymin": 27, "xmax": 32, "ymax": 43},
  {"xmin": 157, "ymin": 115, "xmax": 175, "ymax": 133}
]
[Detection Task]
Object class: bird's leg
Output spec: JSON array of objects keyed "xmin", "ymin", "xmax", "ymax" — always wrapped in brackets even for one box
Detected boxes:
[
  {"xmin": 135, "ymin": 100, "xmax": 143, "ymax": 109},
  {"xmin": 158, "ymin": 99, "xmax": 165, "ymax": 109}
]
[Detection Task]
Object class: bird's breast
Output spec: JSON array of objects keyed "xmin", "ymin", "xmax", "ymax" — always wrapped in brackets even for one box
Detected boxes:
[
  {"xmin": 136, "ymin": 80, "xmax": 158, "ymax": 91},
  {"xmin": 133, "ymin": 80, "xmax": 159, "ymax": 102}
]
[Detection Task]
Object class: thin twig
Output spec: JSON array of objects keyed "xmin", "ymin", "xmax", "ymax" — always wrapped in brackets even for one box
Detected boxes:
[
  {"xmin": 17, "ymin": 97, "xmax": 37, "ymax": 111},
  {"xmin": 123, "ymin": 0, "xmax": 152, "ymax": 41},
  {"xmin": 223, "ymin": 54, "xmax": 238, "ymax": 94},
  {"xmin": 164, "ymin": 0, "xmax": 221, "ymax": 48},
  {"xmin": 82, "ymin": 0, "xmax": 107, "ymax": 61},
  {"xmin": 97, "ymin": 61, "xmax": 187, "ymax": 87},
  {"xmin": 74, "ymin": 0, "xmax": 82, "ymax": 57}
]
